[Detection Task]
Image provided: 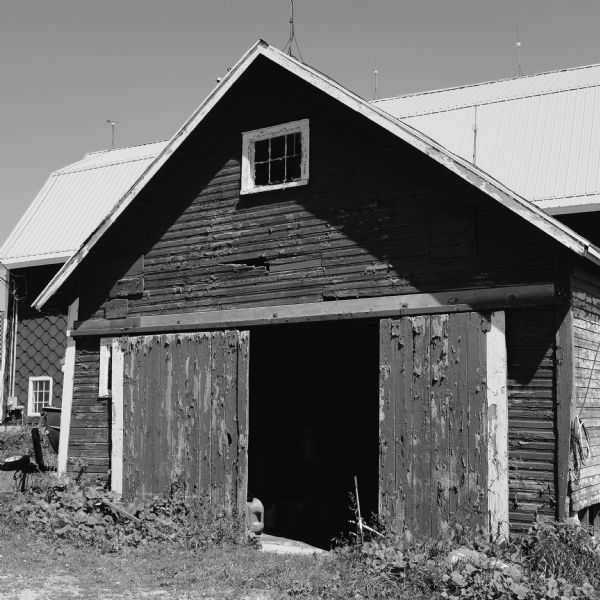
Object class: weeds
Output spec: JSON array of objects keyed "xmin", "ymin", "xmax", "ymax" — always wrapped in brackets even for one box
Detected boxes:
[
  {"xmin": 329, "ymin": 520, "xmax": 600, "ymax": 599},
  {"xmin": 2, "ymin": 476, "xmax": 600, "ymax": 599},
  {"xmin": 0, "ymin": 476, "xmax": 246, "ymax": 553}
]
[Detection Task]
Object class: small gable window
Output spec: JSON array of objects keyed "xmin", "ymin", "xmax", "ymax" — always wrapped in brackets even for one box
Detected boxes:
[{"xmin": 241, "ymin": 119, "xmax": 309, "ymax": 194}]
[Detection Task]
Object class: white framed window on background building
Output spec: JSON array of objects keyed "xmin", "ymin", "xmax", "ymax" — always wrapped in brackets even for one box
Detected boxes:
[{"xmin": 28, "ymin": 376, "xmax": 53, "ymax": 416}]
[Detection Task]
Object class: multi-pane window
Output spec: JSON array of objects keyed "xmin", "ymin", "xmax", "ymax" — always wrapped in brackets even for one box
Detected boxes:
[
  {"xmin": 241, "ymin": 119, "xmax": 309, "ymax": 194},
  {"xmin": 28, "ymin": 376, "xmax": 53, "ymax": 416},
  {"xmin": 254, "ymin": 132, "xmax": 302, "ymax": 186}
]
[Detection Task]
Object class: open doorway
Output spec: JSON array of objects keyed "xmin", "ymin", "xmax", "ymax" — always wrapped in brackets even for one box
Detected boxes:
[{"xmin": 248, "ymin": 319, "xmax": 380, "ymax": 549}]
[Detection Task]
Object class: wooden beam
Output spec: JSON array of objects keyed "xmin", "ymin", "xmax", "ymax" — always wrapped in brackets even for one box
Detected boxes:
[
  {"xmin": 110, "ymin": 338, "xmax": 124, "ymax": 495},
  {"xmin": 487, "ymin": 311, "xmax": 509, "ymax": 541},
  {"xmin": 57, "ymin": 298, "xmax": 79, "ymax": 476},
  {"xmin": 556, "ymin": 302, "xmax": 575, "ymax": 519},
  {"xmin": 71, "ymin": 284, "xmax": 558, "ymax": 338}
]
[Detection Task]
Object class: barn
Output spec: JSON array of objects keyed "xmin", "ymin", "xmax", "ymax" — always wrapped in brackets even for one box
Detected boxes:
[
  {"xmin": 0, "ymin": 143, "xmax": 165, "ymax": 423},
  {"xmin": 32, "ymin": 41, "xmax": 600, "ymax": 546}
]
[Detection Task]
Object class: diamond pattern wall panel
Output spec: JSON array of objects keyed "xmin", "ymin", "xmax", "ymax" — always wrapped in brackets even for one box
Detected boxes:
[{"xmin": 14, "ymin": 312, "xmax": 67, "ymax": 414}]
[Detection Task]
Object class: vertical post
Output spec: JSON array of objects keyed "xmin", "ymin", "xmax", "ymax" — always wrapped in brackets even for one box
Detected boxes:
[
  {"xmin": 487, "ymin": 311, "xmax": 509, "ymax": 540},
  {"xmin": 111, "ymin": 338, "xmax": 124, "ymax": 495},
  {"xmin": 556, "ymin": 302, "xmax": 574, "ymax": 520},
  {"xmin": 0, "ymin": 270, "xmax": 10, "ymax": 422},
  {"xmin": 57, "ymin": 298, "xmax": 79, "ymax": 476}
]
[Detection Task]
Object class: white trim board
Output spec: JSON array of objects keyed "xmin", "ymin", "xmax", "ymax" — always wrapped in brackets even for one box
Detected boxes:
[
  {"xmin": 33, "ymin": 41, "xmax": 600, "ymax": 310},
  {"xmin": 98, "ymin": 338, "xmax": 112, "ymax": 398},
  {"xmin": 0, "ymin": 252, "xmax": 71, "ymax": 270},
  {"xmin": 487, "ymin": 311, "xmax": 509, "ymax": 541},
  {"xmin": 57, "ymin": 298, "xmax": 79, "ymax": 476},
  {"xmin": 0, "ymin": 272, "xmax": 10, "ymax": 422},
  {"xmin": 110, "ymin": 338, "xmax": 124, "ymax": 495}
]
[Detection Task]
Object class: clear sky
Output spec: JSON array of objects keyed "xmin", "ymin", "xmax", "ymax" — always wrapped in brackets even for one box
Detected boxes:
[{"xmin": 2, "ymin": 0, "xmax": 600, "ymax": 245}]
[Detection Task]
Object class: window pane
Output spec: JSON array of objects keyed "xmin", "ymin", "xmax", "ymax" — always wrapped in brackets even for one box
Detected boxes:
[
  {"xmin": 271, "ymin": 135, "xmax": 285, "ymax": 159},
  {"xmin": 270, "ymin": 158, "xmax": 285, "ymax": 183},
  {"xmin": 255, "ymin": 139, "xmax": 269, "ymax": 162},
  {"xmin": 286, "ymin": 133, "xmax": 300, "ymax": 156},
  {"xmin": 293, "ymin": 132, "xmax": 302, "ymax": 156},
  {"xmin": 286, "ymin": 155, "xmax": 301, "ymax": 181},
  {"xmin": 255, "ymin": 161, "xmax": 269, "ymax": 186}
]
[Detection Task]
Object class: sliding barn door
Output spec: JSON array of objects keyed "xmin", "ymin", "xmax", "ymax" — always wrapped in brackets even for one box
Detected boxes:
[
  {"xmin": 379, "ymin": 312, "xmax": 489, "ymax": 537},
  {"xmin": 121, "ymin": 330, "xmax": 249, "ymax": 518}
]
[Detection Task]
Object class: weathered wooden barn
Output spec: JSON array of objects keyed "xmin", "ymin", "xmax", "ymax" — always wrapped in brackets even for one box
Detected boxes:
[{"xmin": 29, "ymin": 41, "xmax": 600, "ymax": 546}]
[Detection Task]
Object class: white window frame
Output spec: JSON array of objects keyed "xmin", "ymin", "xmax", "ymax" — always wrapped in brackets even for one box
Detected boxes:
[
  {"xmin": 241, "ymin": 119, "xmax": 309, "ymax": 195},
  {"xmin": 28, "ymin": 376, "xmax": 53, "ymax": 417},
  {"xmin": 99, "ymin": 338, "xmax": 112, "ymax": 398}
]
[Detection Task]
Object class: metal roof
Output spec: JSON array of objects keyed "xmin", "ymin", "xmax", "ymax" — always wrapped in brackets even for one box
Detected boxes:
[
  {"xmin": 0, "ymin": 141, "xmax": 167, "ymax": 268},
  {"xmin": 375, "ymin": 63, "xmax": 600, "ymax": 214}
]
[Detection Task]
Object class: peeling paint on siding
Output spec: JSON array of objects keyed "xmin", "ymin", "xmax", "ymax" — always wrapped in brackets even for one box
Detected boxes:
[
  {"xmin": 379, "ymin": 312, "xmax": 488, "ymax": 536},
  {"xmin": 121, "ymin": 330, "xmax": 249, "ymax": 519}
]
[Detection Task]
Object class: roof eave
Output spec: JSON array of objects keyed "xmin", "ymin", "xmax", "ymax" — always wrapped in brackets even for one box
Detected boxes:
[{"xmin": 1, "ymin": 252, "xmax": 72, "ymax": 270}]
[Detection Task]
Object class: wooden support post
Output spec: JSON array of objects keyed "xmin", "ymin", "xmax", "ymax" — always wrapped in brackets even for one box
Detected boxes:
[
  {"xmin": 110, "ymin": 338, "xmax": 124, "ymax": 495},
  {"xmin": 487, "ymin": 311, "xmax": 509, "ymax": 540},
  {"xmin": 57, "ymin": 298, "xmax": 79, "ymax": 476},
  {"xmin": 556, "ymin": 302, "xmax": 574, "ymax": 520},
  {"xmin": 0, "ymin": 271, "xmax": 10, "ymax": 423}
]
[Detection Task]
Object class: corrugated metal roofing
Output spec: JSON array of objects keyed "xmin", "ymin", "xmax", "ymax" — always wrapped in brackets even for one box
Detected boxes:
[
  {"xmin": 0, "ymin": 141, "xmax": 167, "ymax": 266},
  {"xmin": 375, "ymin": 63, "xmax": 600, "ymax": 213}
]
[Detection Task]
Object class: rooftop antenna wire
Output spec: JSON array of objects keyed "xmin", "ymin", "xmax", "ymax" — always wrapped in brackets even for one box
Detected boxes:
[
  {"xmin": 283, "ymin": 0, "xmax": 304, "ymax": 62},
  {"xmin": 106, "ymin": 119, "xmax": 118, "ymax": 149},
  {"xmin": 373, "ymin": 52, "xmax": 379, "ymax": 100},
  {"xmin": 515, "ymin": 25, "xmax": 523, "ymax": 77},
  {"xmin": 472, "ymin": 105, "xmax": 478, "ymax": 165}
]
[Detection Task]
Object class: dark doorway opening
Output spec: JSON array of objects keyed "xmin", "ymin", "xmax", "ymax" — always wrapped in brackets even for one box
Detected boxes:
[{"xmin": 248, "ymin": 319, "xmax": 380, "ymax": 549}]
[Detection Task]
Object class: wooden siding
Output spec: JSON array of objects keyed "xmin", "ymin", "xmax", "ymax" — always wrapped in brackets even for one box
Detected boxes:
[
  {"xmin": 571, "ymin": 264, "xmax": 600, "ymax": 511},
  {"xmin": 506, "ymin": 308, "xmax": 558, "ymax": 533},
  {"xmin": 122, "ymin": 331, "xmax": 249, "ymax": 515},
  {"xmin": 57, "ymin": 57, "xmax": 561, "ymax": 326},
  {"xmin": 68, "ymin": 338, "xmax": 110, "ymax": 475},
  {"xmin": 379, "ymin": 312, "xmax": 488, "ymax": 536}
]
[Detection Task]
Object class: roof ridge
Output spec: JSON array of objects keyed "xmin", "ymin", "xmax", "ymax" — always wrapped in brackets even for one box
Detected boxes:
[
  {"xmin": 56, "ymin": 153, "xmax": 164, "ymax": 176},
  {"xmin": 55, "ymin": 140, "xmax": 168, "ymax": 175},
  {"xmin": 373, "ymin": 61, "xmax": 600, "ymax": 104},
  {"xmin": 83, "ymin": 139, "xmax": 168, "ymax": 158}
]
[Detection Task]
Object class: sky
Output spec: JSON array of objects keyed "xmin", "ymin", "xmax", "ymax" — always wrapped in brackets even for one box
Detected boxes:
[{"xmin": 2, "ymin": 0, "xmax": 600, "ymax": 246}]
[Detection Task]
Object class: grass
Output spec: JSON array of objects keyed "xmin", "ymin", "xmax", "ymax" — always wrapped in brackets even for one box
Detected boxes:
[{"xmin": 0, "ymin": 508, "xmax": 338, "ymax": 599}]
